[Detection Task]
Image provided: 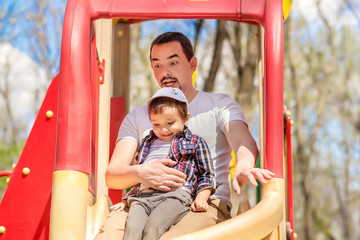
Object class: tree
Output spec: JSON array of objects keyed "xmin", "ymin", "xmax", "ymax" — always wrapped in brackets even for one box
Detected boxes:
[
  {"xmin": 203, "ymin": 20, "xmax": 226, "ymax": 93},
  {"xmin": 25, "ymin": 0, "xmax": 65, "ymax": 115},
  {"xmin": 226, "ymin": 23, "xmax": 259, "ymax": 122},
  {"xmin": 284, "ymin": 1, "xmax": 360, "ymax": 238},
  {"xmin": 0, "ymin": 0, "xmax": 66, "ymax": 200}
]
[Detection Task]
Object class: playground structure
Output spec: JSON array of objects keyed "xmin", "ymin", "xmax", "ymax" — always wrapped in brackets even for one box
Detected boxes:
[{"xmin": 0, "ymin": 0, "xmax": 295, "ymax": 239}]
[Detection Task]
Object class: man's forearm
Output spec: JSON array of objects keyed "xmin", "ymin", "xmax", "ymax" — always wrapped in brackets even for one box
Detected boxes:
[
  {"xmin": 235, "ymin": 145, "xmax": 258, "ymax": 169},
  {"xmin": 107, "ymin": 158, "xmax": 187, "ymax": 191},
  {"xmin": 105, "ymin": 164, "xmax": 142, "ymax": 189},
  {"xmin": 224, "ymin": 120, "xmax": 258, "ymax": 168},
  {"xmin": 105, "ymin": 138, "xmax": 140, "ymax": 189}
]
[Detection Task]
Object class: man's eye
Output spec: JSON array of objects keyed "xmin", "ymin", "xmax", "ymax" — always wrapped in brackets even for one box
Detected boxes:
[{"xmin": 170, "ymin": 61, "xmax": 177, "ymax": 65}]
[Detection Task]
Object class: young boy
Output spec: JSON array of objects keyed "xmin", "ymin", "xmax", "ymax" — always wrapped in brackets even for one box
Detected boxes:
[{"xmin": 111, "ymin": 87, "xmax": 216, "ymax": 240}]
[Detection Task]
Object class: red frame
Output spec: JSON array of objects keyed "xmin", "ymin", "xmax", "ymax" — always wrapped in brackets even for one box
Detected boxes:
[
  {"xmin": 56, "ymin": 0, "xmax": 284, "ymax": 179},
  {"xmin": 1, "ymin": 0, "xmax": 285, "ymax": 239},
  {"xmin": 286, "ymin": 115, "xmax": 295, "ymax": 240}
]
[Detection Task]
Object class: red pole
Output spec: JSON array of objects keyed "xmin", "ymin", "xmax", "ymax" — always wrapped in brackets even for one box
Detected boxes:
[
  {"xmin": 287, "ymin": 116, "xmax": 295, "ymax": 240},
  {"xmin": 241, "ymin": 0, "xmax": 284, "ymax": 177},
  {"xmin": 263, "ymin": 0, "xmax": 284, "ymax": 177},
  {"xmin": 56, "ymin": 0, "xmax": 92, "ymax": 173}
]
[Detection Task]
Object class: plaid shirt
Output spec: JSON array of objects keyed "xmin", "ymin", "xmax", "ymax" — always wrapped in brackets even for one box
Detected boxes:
[{"xmin": 123, "ymin": 126, "xmax": 215, "ymax": 199}]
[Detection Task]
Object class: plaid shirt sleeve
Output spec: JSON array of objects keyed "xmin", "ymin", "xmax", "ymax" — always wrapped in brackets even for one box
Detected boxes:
[{"xmin": 194, "ymin": 137, "xmax": 216, "ymax": 193}]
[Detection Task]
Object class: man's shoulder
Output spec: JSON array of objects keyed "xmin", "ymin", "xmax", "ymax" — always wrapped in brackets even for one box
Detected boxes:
[
  {"xmin": 199, "ymin": 90, "xmax": 232, "ymax": 98},
  {"xmin": 129, "ymin": 105, "xmax": 148, "ymax": 114},
  {"xmin": 124, "ymin": 105, "xmax": 148, "ymax": 120},
  {"xmin": 119, "ymin": 105, "xmax": 151, "ymax": 142}
]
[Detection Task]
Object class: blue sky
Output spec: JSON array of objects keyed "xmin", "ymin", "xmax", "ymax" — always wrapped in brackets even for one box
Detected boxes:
[
  {"xmin": 0, "ymin": 1, "xmax": 217, "ymax": 77},
  {"xmin": 0, "ymin": 0, "xmax": 67, "ymax": 75},
  {"xmin": 1, "ymin": 0, "xmax": 359, "ymax": 73}
]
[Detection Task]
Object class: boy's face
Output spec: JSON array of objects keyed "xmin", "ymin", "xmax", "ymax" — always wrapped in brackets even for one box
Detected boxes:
[
  {"xmin": 150, "ymin": 41, "xmax": 197, "ymax": 96},
  {"xmin": 149, "ymin": 106, "xmax": 188, "ymax": 142}
]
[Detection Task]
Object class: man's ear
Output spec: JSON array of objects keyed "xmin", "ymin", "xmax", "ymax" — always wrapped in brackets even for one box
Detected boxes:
[
  {"xmin": 185, "ymin": 113, "xmax": 190, "ymax": 125},
  {"xmin": 190, "ymin": 56, "xmax": 197, "ymax": 72}
]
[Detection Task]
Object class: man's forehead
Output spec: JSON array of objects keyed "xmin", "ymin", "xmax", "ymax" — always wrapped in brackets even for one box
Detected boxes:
[
  {"xmin": 151, "ymin": 54, "xmax": 180, "ymax": 62},
  {"xmin": 151, "ymin": 42, "xmax": 184, "ymax": 61}
]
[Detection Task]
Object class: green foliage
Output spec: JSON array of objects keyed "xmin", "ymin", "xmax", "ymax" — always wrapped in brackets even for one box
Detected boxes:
[
  {"xmin": 0, "ymin": 142, "xmax": 24, "ymax": 201},
  {"xmin": 0, "ymin": 143, "xmax": 22, "ymax": 167}
]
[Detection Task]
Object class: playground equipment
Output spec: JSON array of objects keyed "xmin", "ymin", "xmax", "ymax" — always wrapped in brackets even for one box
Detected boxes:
[{"xmin": 0, "ymin": 0, "xmax": 295, "ymax": 239}]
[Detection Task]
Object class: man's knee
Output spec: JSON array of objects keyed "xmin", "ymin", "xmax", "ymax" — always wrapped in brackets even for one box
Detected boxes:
[{"xmin": 94, "ymin": 209, "xmax": 128, "ymax": 239}]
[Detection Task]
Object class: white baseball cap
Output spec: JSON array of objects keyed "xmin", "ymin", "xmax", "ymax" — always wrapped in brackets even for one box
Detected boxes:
[{"xmin": 148, "ymin": 87, "xmax": 188, "ymax": 109}]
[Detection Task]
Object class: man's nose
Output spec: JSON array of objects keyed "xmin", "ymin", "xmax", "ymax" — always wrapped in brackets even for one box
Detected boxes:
[{"xmin": 161, "ymin": 67, "xmax": 171, "ymax": 77}]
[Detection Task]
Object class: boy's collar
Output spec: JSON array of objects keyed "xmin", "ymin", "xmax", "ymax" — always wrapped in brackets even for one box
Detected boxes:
[{"xmin": 180, "ymin": 126, "xmax": 193, "ymax": 140}]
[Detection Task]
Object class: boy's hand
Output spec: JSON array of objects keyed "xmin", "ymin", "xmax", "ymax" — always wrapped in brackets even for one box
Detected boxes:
[
  {"xmin": 110, "ymin": 201, "xmax": 126, "ymax": 211},
  {"xmin": 191, "ymin": 199, "xmax": 209, "ymax": 212}
]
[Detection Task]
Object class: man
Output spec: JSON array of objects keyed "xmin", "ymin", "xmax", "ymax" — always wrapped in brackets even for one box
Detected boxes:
[{"xmin": 96, "ymin": 32, "xmax": 274, "ymax": 239}]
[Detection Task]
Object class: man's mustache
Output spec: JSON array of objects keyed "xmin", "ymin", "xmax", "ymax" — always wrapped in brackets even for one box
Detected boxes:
[{"xmin": 161, "ymin": 76, "xmax": 177, "ymax": 83}]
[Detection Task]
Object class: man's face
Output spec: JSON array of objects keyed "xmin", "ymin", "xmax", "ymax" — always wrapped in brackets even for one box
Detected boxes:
[{"xmin": 150, "ymin": 41, "xmax": 197, "ymax": 93}]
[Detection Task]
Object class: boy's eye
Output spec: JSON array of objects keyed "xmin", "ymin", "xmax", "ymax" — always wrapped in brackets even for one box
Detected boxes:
[
  {"xmin": 168, "ymin": 122, "xmax": 175, "ymax": 125},
  {"xmin": 153, "ymin": 124, "xmax": 160, "ymax": 127}
]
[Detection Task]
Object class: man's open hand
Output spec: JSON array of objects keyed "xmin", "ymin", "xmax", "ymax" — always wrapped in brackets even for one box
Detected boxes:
[
  {"xmin": 232, "ymin": 167, "xmax": 275, "ymax": 196},
  {"xmin": 139, "ymin": 159, "xmax": 186, "ymax": 191}
]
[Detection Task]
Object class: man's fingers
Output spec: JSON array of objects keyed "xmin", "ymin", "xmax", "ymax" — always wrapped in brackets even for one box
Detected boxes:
[
  {"xmin": 262, "ymin": 170, "xmax": 275, "ymax": 179},
  {"xmin": 232, "ymin": 178, "xmax": 241, "ymax": 196},
  {"xmin": 159, "ymin": 158, "xmax": 178, "ymax": 167},
  {"xmin": 265, "ymin": 170, "xmax": 276, "ymax": 177},
  {"xmin": 141, "ymin": 159, "xmax": 186, "ymax": 191},
  {"xmin": 158, "ymin": 159, "xmax": 186, "ymax": 180},
  {"xmin": 247, "ymin": 173, "xmax": 258, "ymax": 187},
  {"xmin": 253, "ymin": 169, "xmax": 275, "ymax": 184},
  {"xmin": 233, "ymin": 168, "xmax": 275, "ymax": 196},
  {"xmin": 157, "ymin": 185, "xmax": 172, "ymax": 192},
  {"xmin": 166, "ymin": 178, "xmax": 185, "ymax": 188},
  {"xmin": 164, "ymin": 167, "xmax": 186, "ymax": 181},
  {"xmin": 254, "ymin": 170, "xmax": 267, "ymax": 185}
]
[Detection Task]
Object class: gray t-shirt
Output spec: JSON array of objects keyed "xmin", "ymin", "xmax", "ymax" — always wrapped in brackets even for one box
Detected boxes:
[{"xmin": 117, "ymin": 90, "xmax": 246, "ymax": 207}]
